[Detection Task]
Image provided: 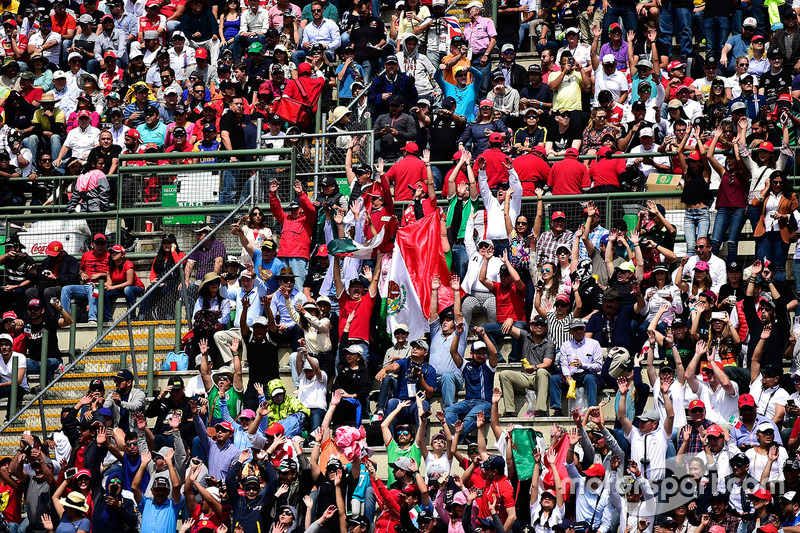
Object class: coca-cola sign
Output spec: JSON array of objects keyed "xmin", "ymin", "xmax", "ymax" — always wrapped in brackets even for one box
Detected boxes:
[{"xmin": 29, "ymin": 243, "xmax": 49, "ymax": 255}]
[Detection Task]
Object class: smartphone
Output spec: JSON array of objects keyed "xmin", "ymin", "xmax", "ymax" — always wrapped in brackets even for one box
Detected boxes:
[
  {"xmin": 109, "ymin": 483, "xmax": 121, "ymax": 496},
  {"xmin": 65, "ymin": 467, "xmax": 78, "ymax": 479},
  {"xmin": 416, "ymin": 390, "xmax": 426, "ymax": 400}
]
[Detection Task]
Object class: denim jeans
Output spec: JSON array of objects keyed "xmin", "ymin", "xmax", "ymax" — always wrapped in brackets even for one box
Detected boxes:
[
  {"xmin": 358, "ymin": 59, "xmax": 378, "ymax": 82},
  {"xmin": 23, "ymin": 133, "xmax": 63, "ymax": 162},
  {"xmin": 309, "ymin": 408, "xmax": 325, "ymax": 433},
  {"xmin": 286, "ymin": 257, "xmax": 309, "ymax": 287},
  {"xmin": 659, "ymin": 7, "xmax": 693, "ymax": 58},
  {"xmin": 376, "ymin": 376, "xmax": 397, "ymax": 414},
  {"xmin": 435, "ymin": 371, "xmax": 464, "ymax": 410},
  {"xmin": 61, "ymin": 283, "xmax": 97, "ymax": 322},
  {"xmin": 692, "ymin": 11, "xmax": 705, "ymax": 45},
  {"xmin": 703, "ymin": 16, "xmax": 730, "ymax": 59},
  {"xmin": 450, "ymin": 244, "xmax": 469, "ymax": 280},
  {"xmin": 386, "ymin": 397, "xmax": 429, "ymax": 435},
  {"xmin": 278, "ymin": 412, "xmax": 307, "ymax": 438},
  {"xmin": 757, "ymin": 231, "xmax": 789, "ymax": 281},
  {"xmin": 26, "ymin": 357, "xmax": 61, "ymax": 386},
  {"xmin": 548, "ymin": 373, "xmax": 599, "ymax": 410},
  {"xmin": 684, "ymin": 206, "xmax": 710, "ymax": 256},
  {"xmin": 480, "ymin": 320, "xmax": 526, "ymax": 361},
  {"xmin": 444, "ymin": 398, "xmax": 491, "ymax": 442},
  {"xmin": 104, "ymin": 286, "xmax": 145, "ymax": 321},
  {"xmin": 711, "ymin": 206, "xmax": 746, "ymax": 262},
  {"xmin": 794, "ymin": 261, "xmax": 800, "ymax": 301},
  {"xmin": 602, "ymin": 6, "xmax": 639, "ymax": 37},
  {"xmin": 0, "ymin": 385, "xmax": 26, "ymax": 416},
  {"xmin": 217, "ymin": 170, "xmax": 240, "ymax": 208}
]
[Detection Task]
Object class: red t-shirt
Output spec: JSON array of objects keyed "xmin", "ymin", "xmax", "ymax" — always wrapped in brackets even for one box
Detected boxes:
[
  {"xmin": 477, "ymin": 476, "xmax": 515, "ymax": 521},
  {"xmin": 80, "ymin": 250, "xmax": 109, "ymax": 278},
  {"xmin": 384, "ymin": 155, "xmax": 426, "ymax": 202},
  {"xmin": 51, "ymin": 14, "xmax": 76, "ymax": 36},
  {"xmin": 512, "ymin": 153, "xmax": 550, "ymax": 195},
  {"xmin": 440, "ymin": 168, "xmax": 467, "ymax": 197},
  {"xmin": 338, "ymin": 291, "xmax": 376, "ymax": 343},
  {"xmin": 0, "ymin": 480, "xmax": 21, "ymax": 523},
  {"xmin": 493, "ymin": 281, "xmax": 524, "ymax": 322},
  {"xmin": 160, "ymin": 0, "xmax": 185, "ymax": 19},
  {"xmin": 547, "ymin": 157, "xmax": 590, "ymax": 195},
  {"xmin": 459, "ymin": 456, "xmax": 486, "ymax": 490},
  {"xmin": 473, "ymin": 148, "xmax": 509, "ymax": 190},
  {"xmin": 190, "ymin": 504, "xmax": 222, "ymax": 533},
  {"xmin": 588, "ymin": 155, "xmax": 625, "ymax": 188},
  {"xmin": 109, "ymin": 260, "xmax": 145, "ymax": 289},
  {"xmin": 20, "ymin": 88, "xmax": 43, "ymax": 105}
]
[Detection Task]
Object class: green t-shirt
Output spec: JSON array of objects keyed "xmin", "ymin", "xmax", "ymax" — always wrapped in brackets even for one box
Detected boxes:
[
  {"xmin": 208, "ymin": 384, "xmax": 244, "ymax": 421},
  {"xmin": 386, "ymin": 440, "xmax": 422, "ymax": 486},
  {"xmin": 446, "ymin": 196, "xmax": 478, "ymax": 239}
]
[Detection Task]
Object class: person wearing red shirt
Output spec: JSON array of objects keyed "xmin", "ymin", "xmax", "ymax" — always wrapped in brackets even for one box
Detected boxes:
[
  {"xmin": 662, "ymin": 60, "xmax": 695, "ymax": 102},
  {"xmin": 268, "ymin": 178, "xmax": 315, "ymax": 286},
  {"xmin": 0, "ymin": 457, "xmax": 22, "ymax": 528},
  {"xmin": 439, "ymin": 151, "xmax": 468, "ymax": 197},
  {"xmin": 364, "ymin": 175, "xmax": 398, "ymax": 256},
  {"xmin": 332, "ymin": 256, "xmax": 380, "ymax": 361},
  {"xmin": 103, "ymin": 245, "xmax": 146, "ymax": 321},
  {"xmin": 59, "ymin": 234, "xmax": 109, "ymax": 325},
  {"xmin": 98, "ymin": 51, "xmax": 125, "ymax": 96},
  {"xmin": 137, "ymin": 0, "xmax": 168, "ymax": 47},
  {"xmin": 512, "ymin": 146, "xmax": 551, "ymax": 195},
  {"xmin": 399, "ymin": 167, "xmax": 437, "ymax": 228},
  {"xmin": 588, "ymin": 146, "xmax": 625, "ymax": 192},
  {"xmin": 18, "ymin": 72, "xmax": 43, "ymax": 104},
  {"xmin": 163, "ymin": 126, "xmax": 198, "ymax": 165},
  {"xmin": 472, "ymin": 132, "xmax": 508, "ymax": 190},
  {"xmin": 478, "ymin": 252, "xmax": 525, "ymax": 359},
  {"xmin": 475, "ymin": 455, "xmax": 516, "ymax": 528},
  {"xmin": 1, "ymin": 19, "xmax": 28, "ymax": 62},
  {"xmin": 383, "ymin": 141, "xmax": 426, "ymax": 202},
  {"xmin": 547, "ymin": 147, "xmax": 590, "ymax": 195}
]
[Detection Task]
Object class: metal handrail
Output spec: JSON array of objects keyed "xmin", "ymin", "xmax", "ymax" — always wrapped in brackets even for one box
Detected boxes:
[{"xmin": 0, "ymin": 194, "xmax": 253, "ymax": 435}]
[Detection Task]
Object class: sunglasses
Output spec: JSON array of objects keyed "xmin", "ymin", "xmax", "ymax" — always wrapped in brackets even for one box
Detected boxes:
[
  {"xmin": 690, "ymin": 407, "xmax": 705, "ymax": 413},
  {"xmin": 396, "ymin": 429, "xmax": 410, "ymax": 435},
  {"xmin": 217, "ymin": 375, "xmax": 230, "ymax": 381},
  {"xmin": 541, "ymin": 268, "xmax": 551, "ymax": 273}
]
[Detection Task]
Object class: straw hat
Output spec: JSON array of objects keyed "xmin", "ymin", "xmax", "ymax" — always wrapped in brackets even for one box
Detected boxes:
[{"xmin": 60, "ymin": 492, "xmax": 89, "ymax": 514}]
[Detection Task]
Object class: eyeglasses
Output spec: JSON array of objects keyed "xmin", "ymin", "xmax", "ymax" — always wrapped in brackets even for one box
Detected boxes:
[
  {"xmin": 455, "ymin": 72, "xmax": 467, "ymax": 77},
  {"xmin": 125, "ymin": 441, "xmax": 138, "ymax": 447},
  {"xmin": 773, "ymin": 180, "xmax": 785, "ymax": 185},
  {"xmin": 245, "ymin": 485, "xmax": 260, "ymax": 492},
  {"xmin": 689, "ymin": 407, "xmax": 705, "ymax": 413},
  {"xmin": 280, "ymin": 510, "xmax": 294, "ymax": 516},
  {"xmin": 41, "ymin": 158, "xmax": 52, "ymax": 162},
  {"xmin": 311, "ymin": 8, "xmax": 322, "ymax": 12},
  {"xmin": 557, "ymin": 250, "xmax": 569, "ymax": 255}
]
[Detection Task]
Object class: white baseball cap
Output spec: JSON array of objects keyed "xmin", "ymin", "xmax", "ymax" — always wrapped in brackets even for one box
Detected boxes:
[
  {"xmin": 743, "ymin": 16, "xmax": 757, "ymax": 27},
  {"xmin": 602, "ymin": 54, "xmax": 616, "ymax": 64},
  {"xmin": 639, "ymin": 127, "xmax": 653, "ymax": 137}
]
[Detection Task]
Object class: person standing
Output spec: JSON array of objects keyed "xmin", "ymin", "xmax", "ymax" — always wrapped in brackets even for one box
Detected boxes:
[{"xmin": 462, "ymin": 1, "xmax": 496, "ymax": 97}]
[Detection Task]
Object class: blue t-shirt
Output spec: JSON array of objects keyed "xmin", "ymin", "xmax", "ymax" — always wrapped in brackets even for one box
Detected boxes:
[
  {"xmin": 136, "ymin": 121, "xmax": 168, "ymax": 147},
  {"xmin": 460, "ymin": 359, "xmax": 495, "ymax": 401},
  {"xmin": 725, "ymin": 35, "xmax": 752, "ymax": 62},
  {"xmin": 56, "ymin": 516, "xmax": 91, "ymax": 533},
  {"xmin": 336, "ymin": 63, "xmax": 365, "ymax": 99},
  {"xmin": 251, "ymin": 249, "xmax": 286, "ymax": 293},
  {"xmin": 395, "ymin": 358, "xmax": 437, "ymax": 400},
  {"xmin": 140, "ymin": 495, "xmax": 184, "ymax": 533}
]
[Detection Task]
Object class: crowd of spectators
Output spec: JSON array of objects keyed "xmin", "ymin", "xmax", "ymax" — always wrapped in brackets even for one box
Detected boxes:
[{"xmin": 3, "ymin": 0, "xmax": 800, "ymax": 532}]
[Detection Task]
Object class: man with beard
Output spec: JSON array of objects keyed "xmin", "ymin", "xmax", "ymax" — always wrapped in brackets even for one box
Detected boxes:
[{"xmin": 744, "ymin": 260, "xmax": 791, "ymax": 369}]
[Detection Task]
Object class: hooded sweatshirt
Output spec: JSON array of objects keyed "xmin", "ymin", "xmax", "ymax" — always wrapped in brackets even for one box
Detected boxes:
[
  {"xmin": 267, "ymin": 505, "xmax": 299, "ymax": 533},
  {"xmin": 92, "ymin": 475, "xmax": 138, "ymax": 533},
  {"xmin": 266, "ymin": 378, "xmax": 310, "ymax": 425},
  {"xmin": 226, "ymin": 459, "xmax": 278, "ymax": 532},
  {"xmin": 397, "ymin": 34, "xmax": 437, "ymax": 97}
]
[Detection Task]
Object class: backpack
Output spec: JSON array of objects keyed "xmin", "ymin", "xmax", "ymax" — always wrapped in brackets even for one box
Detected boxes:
[{"xmin": 161, "ymin": 351, "xmax": 189, "ymax": 371}]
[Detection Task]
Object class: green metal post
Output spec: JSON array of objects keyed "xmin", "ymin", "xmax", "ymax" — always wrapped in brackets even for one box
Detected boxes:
[
  {"xmin": 39, "ymin": 330, "xmax": 48, "ymax": 391},
  {"xmin": 174, "ymin": 300, "xmax": 182, "ymax": 352},
  {"xmin": 115, "ymin": 168, "xmax": 123, "ymax": 234},
  {"xmin": 9, "ymin": 356, "xmax": 18, "ymax": 418},
  {"xmin": 147, "ymin": 324, "xmax": 155, "ymax": 397},
  {"xmin": 96, "ymin": 283, "xmax": 104, "ymax": 338},
  {"xmin": 69, "ymin": 303, "xmax": 77, "ymax": 363}
]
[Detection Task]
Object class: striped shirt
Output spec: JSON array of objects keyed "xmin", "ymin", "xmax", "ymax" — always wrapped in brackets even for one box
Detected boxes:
[{"xmin": 546, "ymin": 310, "xmax": 573, "ymax": 352}]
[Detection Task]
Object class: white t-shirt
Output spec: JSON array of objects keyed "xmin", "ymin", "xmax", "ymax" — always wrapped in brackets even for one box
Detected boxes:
[
  {"xmin": 695, "ymin": 379, "xmax": 740, "ymax": 425},
  {"xmin": 0, "ymin": 351, "xmax": 27, "ymax": 390},
  {"xmin": 593, "ymin": 67, "xmax": 629, "ymax": 102},
  {"xmin": 10, "ymin": 148, "xmax": 33, "ymax": 178},
  {"xmin": 298, "ymin": 370, "xmax": 328, "ymax": 410},
  {"xmin": 750, "ymin": 374, "xmax": 790, "ymax": 420},
  {"xmin": 629, "ymin": 143, "xmax": 670, "ymax": 178},
  {"xmin": 29, "ymin": 31, "xmax": 61, "ymax": 65},
  {"xmin": 424, "ymin": 453, "xmax": 451, "ymax": 482},
  {"xmin": 746, "ymin": 446, "xmax": 788, "ymax": 482},
  {"xmin": 530, "ymin": 500, "xmax": 565, "ymax": 533},
  {"xmin": 626, "ymin": 426, "xmax": 670, "ymax": 481},
  {"xmin": 653, "ymin": 377, "xmax": 686, "ymax": 430}
]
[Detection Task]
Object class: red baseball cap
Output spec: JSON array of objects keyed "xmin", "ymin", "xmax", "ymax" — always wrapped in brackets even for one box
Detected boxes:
[
  {"xmin": 565, "ymin": 147, "xmax": 579, "ymax": 157},
  {"xmin": 125, "ymin": 129, "xmax": 141, "ymax": 141},
  {"xmin": 758, "ymin": 141, "xmax": 774, "ymax": 152},
  {"xmin": 265, "ymin": 423, "xmax": 285, "ymax": 436},
  {"xmin": 195, "ymin": 48, "xmax": 208, "ymax": 59},
  {"xmin": 93, "ymin": 233, "xmax": 106, "ymax": 242},
  {"xmin": 756, "ymin": 525, "xmax": 779, "ymax": 533},
  {"xmin": 688, "ymin": 399, "xmax": 705, "ymax": 410},
  {"xmin": 214, "ymin": 421, "xmax": 234, "ymax": 433},
  {"xmin": 597, "ymin": 146, "xmax": 612, "ymax": 157},
  {"xmin": 3, "ymin": 19, "xmax": 15, "ymax": 27},
  {"xmin": 104, "ymin": 50, "xmax": 117, "ymax": 59},
  {"xmin": 451, "ymin": 150, "xmax": 464, "ymax": 161},
  {"xmin": 145, "ymin": 0, "xmax": 160, "ymax": 6},
  {"xmin": 778, "ymin": 93, "xmax": 792, "ymax": 102},
  {"xmin": 45, "ymin": 241, "xmax": 63, "ymax": 256},
  {"xmin": 488, "ymin": 132, "xmax": 504, "ymax": 143},
  {"xmin": 110, "ymin": 245, "xmax": 125, "ymax": 254},
  {"xmin": 551, "ymin": 211, "xmax": 566, "ymax": 220},
  {"xmin": 27, "ymin": 299, "xmax": 42, "ymax": 308},
  {"xmin": 402, "ymin": 142, "xmax": 419, "ymax": 155},
  {"xmin": 316, "ymin": 244, "xmax": 328, "ymax": 257},
  {"xmin": 708, "ymin": 527, "xmax": 726, "ymax": 533},
  {"xmin": 667, "ymin": 60, "xmax": 685, "ymax": 71},
  {"xmin": 738, "ymin": 393, "xmax": 756, "ymax": 407},
  {"xmin": 583, "ymin": 463, "xmax": 606, "ymax": 478},
  {"xmin": 608, "ymin": 22, "xmax": 621, "ymax": 32},
  {"xmin": 749, "ymin": 488, "xmax": 772, "ymax": 501},
  {"xmin": 533, "ymin": 146, "xmax": 547, "ymax": 156},
  {"xmin": 2, "ymin": 311, "xmax": 17, "ymax": 321},
  {"xmin": 706, "ymin": 424, "xmax": 723, "ymax": 437},
  {"xmin": 78, "ymin": 110, "xmax": 91, "ymax": 118},
  {"xmin": 479, "ymin": 98, "xmax": 493, "ymax": 108},
  {"xmin": 195, "ymin": 519, "xmax": 216, "ymax": 532},
  {"xmin": 555, "ymin": 293, "xmax": 570, "ymax": 305},
  {"xmin": 686, "ymin": 150, "xmax": 700, "ymax": 161}
]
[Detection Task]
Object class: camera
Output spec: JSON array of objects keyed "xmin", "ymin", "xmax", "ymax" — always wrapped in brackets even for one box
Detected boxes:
[{"xmin": 41, "ymin": 270, "xmax": 52, "ymax": 277}]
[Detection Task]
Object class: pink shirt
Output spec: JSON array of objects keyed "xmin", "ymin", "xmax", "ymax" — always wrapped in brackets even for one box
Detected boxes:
[
  {"xmin": 462, "ymin": 16, "xmax": 496, "ymax": 55},
  {"xmin": 267, "ymin": 3, "xmax": 300, "ymax": 28}
]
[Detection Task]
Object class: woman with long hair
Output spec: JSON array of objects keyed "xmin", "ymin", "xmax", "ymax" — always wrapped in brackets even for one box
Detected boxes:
[
  {"xmin": 740, "ymin": 117, "xmax": 789, "ymax": 231},
  {"xmin": 193, "ymin": 272, "xmax": 230, "ymax": 327},
  {"xmin": 123, "ymin": 51, "xmax": 147, "ymax": 88},
  {"xmin": 729, "ymin": 55, "xmax": 753, "ymax": 96},
  {"xmin": 29, "ymin": 53, "xmax": 53, "ymax": 92},
  {"xmin": 706, "ymin": 311, "xmax": 741, "ymax": 367},
  {"xmin": 394, "ymin": 0, "xmax": 429, "ymax": 51},
  {"xmin": 271, "ymin": 45, "xmax": 296, "ymax": 79},
  {"xmin": 675, "ymin": 257, "xmax": 713, "ymax": 307},
  {"xmin": 50, "ymin": 475, "xmax": 91, "ymax": 533},
  {"xmin": 708, "ymin": 123, "xmax": 750, "ymax": 262},
  {"xmin": 278, "ymin": 12, "xmax": 300, "ymax": 52},
  {"xmin": 237, "ymin": 206, "xmax": 273, "ymax": 265},
  {"xmin": 580, "ymin": 106, "xmax": 617, "ymax": 156},
  {"xmin": 504, "ymin": 188, "xmax": 536, "ymax": 318},
  {"xmin": 330, "ymin": 313, "xmax": 371, "ymax": 426},
  {"xmin": 676, "ymin": 127, "xmax": 712, "ymax": 256},
  {"xmin": 218, "ymin": 0, "xmax": 241, "ymax": 61},
  {"xmin": 149, "ymin": 234, "xmax": 185, "ymax": 320},
  {"xmin": 103, "ymin": 245, "xmax": 145, "ymax": 322},
  {"xmin": 753, "ymin": 170, "xmax": 798, "ymax": 281},
  {"xmin": 460, "ymin": 101, "xmax": 507, "ymax": 158},
  {"xmin": 704, "ymin": 79, "xmax": 729, "ymax": 129},
  {"xmin": 747, "ymin": 36, "xmax": 769, "ymax": 77},
  {"xmin": 533, "ymin": 261, "xmax": 564, "ymax": 315}
]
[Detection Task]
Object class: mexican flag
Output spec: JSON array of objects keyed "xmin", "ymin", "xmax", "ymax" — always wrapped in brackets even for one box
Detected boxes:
[
  {"xmin": 326, "ymin": 227, "xmax": 385, "ymax": 259},
  {"xmin": 386, "ymin": 212, "xmax": 452, "ymax": 341}
]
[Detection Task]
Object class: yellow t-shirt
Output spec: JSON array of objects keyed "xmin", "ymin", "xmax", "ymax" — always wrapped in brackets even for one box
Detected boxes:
[{"xmin": 552, "ymin": 70, "xmax": 583, "ymax": 112}]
